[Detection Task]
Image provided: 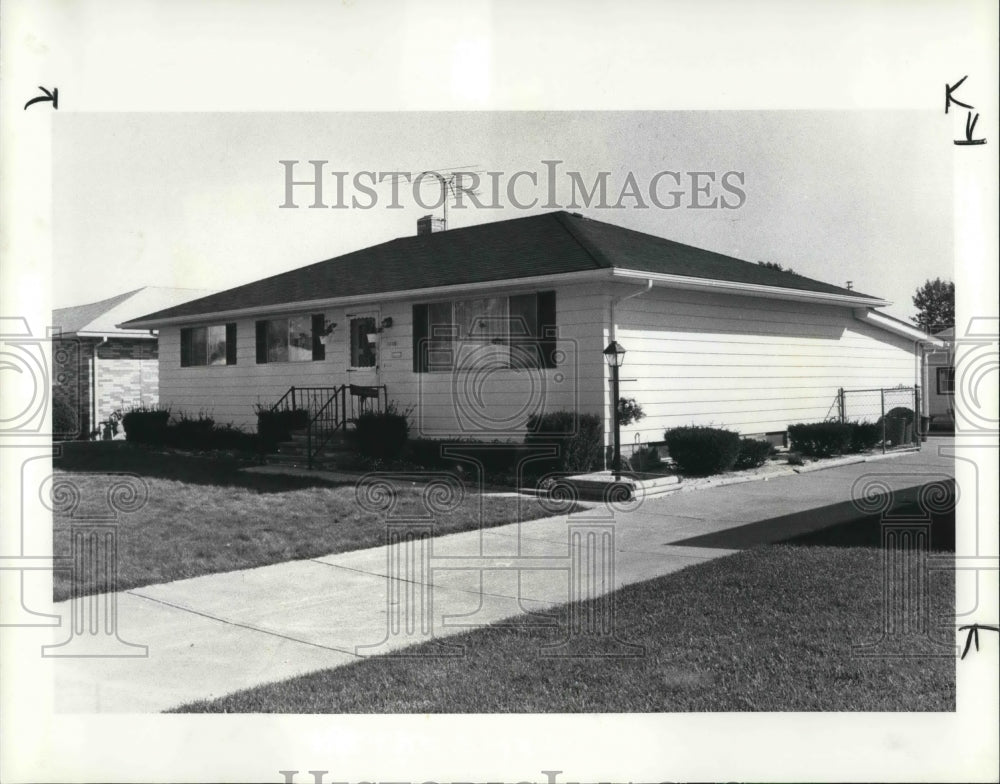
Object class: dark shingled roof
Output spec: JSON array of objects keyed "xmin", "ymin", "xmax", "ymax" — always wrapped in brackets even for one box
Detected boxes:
[{"xmin": 123, "ymin": 211, "xmax": 879, "ymax": 325}]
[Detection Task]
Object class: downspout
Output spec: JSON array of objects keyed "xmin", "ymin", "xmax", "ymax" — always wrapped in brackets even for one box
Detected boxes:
[
  {"xmin": 94, "ymin": 336, "xmax": 108, "ymax": 434},
  {"xmin": 606, "ymin": 279, "xmax": 654, "ymax": 469},
  {"xmin": 610, "ymin": 279, "xmax": 654, "ymax": 343}
]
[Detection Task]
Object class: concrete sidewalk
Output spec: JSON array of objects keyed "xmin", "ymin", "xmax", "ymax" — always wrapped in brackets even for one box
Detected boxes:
[{"xmin": 51, "ymin": 440, "xmax": 955, "ymax": 712}]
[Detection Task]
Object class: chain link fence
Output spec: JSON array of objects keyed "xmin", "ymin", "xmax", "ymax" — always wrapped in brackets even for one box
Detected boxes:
[{"xmin": 839, "ymin": 386, "xmax": 923, "ymax": 452}]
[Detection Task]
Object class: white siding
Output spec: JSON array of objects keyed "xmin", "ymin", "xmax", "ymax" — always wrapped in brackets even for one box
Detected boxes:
[
  {"xmin": 157, "ymin": 281, "xmax": 609, "ymax": 437},
  {"xmin": 613, "ymin": 285, "xmax": 921, "ymax": 443},
  {"xmin": 157, "ymin": 279, "xmax": 921, "ymax": 450}
]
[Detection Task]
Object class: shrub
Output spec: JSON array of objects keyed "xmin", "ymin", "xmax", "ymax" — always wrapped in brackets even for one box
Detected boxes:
[
  {"xmin": 847, "ymin": 421, "xmax": 881, "ymax": 452},
  {"xmin": 166, "ymin": 413, "xmax": 216, "ymax": 449},
  {"xmin": 734, "ymin": 438, "xmax": 775, "ymax": 470},
  {"xmin": 352, "ymin": 402, "xmax": 411, "ymax": 460},
  {"xmin": 663, "ymin": 426, "xmax": 741, "ymax": 476},
  {"xmin": 617, "ymin": 397, "xmax": 645, "ymax": 427},
  {"xmin": 52, "ymin": 395, "xmax": 77, "ymax": 438},
  {"xmin": 628, "ymin": 444, "xmax": 663, "ymax": 473},
  {"xmin": 524, "ymin": 411, "xmax": 603, "ymax": 475},
  {"xmin": 787, "ymin": 421, "xmax": 852, "ymax": 457},
  {"xmin": 121, "ymin": 406, "xmax": 171, "ymax": 444},
  {"xmin": 256, "ymin": 407, "xmax": 310, "ymax": 449}
]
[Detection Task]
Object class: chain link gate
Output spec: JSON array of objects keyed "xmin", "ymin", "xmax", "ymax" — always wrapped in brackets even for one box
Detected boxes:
[{"xmin": 838, "ymin": 386, "xmax": 922, "ymax": 453}]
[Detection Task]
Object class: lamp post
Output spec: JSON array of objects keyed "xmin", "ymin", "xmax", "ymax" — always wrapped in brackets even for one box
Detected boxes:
[{"xmin": 603, "ymin": 340, "xmax": 626, "ymax": 481}]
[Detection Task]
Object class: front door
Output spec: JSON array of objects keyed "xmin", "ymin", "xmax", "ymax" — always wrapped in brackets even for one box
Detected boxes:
[{"xmin": 346, "ymin": 310, "xmax": 380, "ymax": 415}]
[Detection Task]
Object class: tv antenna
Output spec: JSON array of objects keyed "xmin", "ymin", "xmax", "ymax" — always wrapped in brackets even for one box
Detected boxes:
[{"xmin": 382, "ymin": 164, "xmax": 483, "ymax": 230}]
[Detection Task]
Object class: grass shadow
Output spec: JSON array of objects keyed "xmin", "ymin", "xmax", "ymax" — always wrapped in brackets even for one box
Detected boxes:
[
  {"xmin": 781, "ymin": 504, "xmax": 955, "ymax": 552},
  {"xmin": 53, "ymin": 440, "xmax": 349, "ymax": 493}
]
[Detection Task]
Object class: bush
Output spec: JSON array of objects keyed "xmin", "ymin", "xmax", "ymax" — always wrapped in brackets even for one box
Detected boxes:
[
  {"xmin": 52, "ymin": 395, "xmax": 77, "ymax": 438},
  {"xmin": 847, "ymin": 421, "xmax": 881, "ymax": 452},
  {"xmin": 524, "ymin": 411, "xmax": 603, "ymax": 475},
  {"xmin": 166, "ymin": 413, "xmax": 216, "ymax": 449},
  {"xmin": 734, "ymin": 438, "xmax": 775, "ymax": 470},
  {"xmin": 256, "ymin": 407, "xmax": 309, "ymax": 449},
  {"xmin": 663, "ymin": 426, "xmax": 741, "ymax": 476},
  {"xmin": 121, "ymin": 407, "xmax": 171, "ymax": 444},
  {"xmin": 352, "ymin": 402, "xmax": 410, "ymax": 460},
  {"xmin": 787, "ymin": 421, "xmax": 852, "ymax": 457}
]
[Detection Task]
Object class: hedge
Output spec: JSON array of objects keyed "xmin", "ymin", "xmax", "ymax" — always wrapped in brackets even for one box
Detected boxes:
[
  {"xmin": 121, "ymin": 407, "xmax": 171, "ymax": 444},
  {"xmin": 787, "ymin": 421, "xmax": 852, "ymax": 457},
  {"xmin": 122, "ymin": 407, "xmax": 255, "ymax": 452},
  {"xmin": 734, "ymin": 437, "xmax": 775, "ymax": 470},
  {"xmin": 256, "ymin": 408, "xmax": 310, "ymax": 449},
  {"xmin": 848, "ymin": 421, "xmax": 882, "ymax": 452},
  {"xmin": 352, "ymin": 403, "xmax": 410, "ymax": 460},
  {"xmin": 663, "ymin": 426, "xmax": 741, "ymax": 476},
  {"xmin": 524, "ymin": 411, "xmax": 603, "ymax": 475}
]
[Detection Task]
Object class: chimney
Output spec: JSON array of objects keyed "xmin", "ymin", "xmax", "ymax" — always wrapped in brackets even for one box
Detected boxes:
[{"xmin": 417, "ymin": 215, "xmax": 445, "ymax": 235}]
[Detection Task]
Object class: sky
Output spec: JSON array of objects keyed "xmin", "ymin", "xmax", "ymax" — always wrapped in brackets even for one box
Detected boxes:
[{"xmin": 52, "ymin": 111, "xmax": 953, "ymax": 322}]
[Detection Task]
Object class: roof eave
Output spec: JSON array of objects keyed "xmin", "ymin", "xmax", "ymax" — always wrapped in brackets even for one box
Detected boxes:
[
  {"xmin": 853, "ymin": 308, "xmax": 945, "ymax": 345},
  {"xmin": 611, "ymin": 268, "xmax": 889, "ymax": 308},
  {"xmin": 118, "ymin": 268, "xmax": 614, "ymax": 329}
]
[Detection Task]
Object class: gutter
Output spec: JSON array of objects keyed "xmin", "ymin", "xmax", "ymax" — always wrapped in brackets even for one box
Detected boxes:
[
  {"xmin": 117, "ymin": 269, "xmax": 612, "ymax": 329},
  {"xmin": 852, "ymin": 308, "xmax": 944, "ymax": 345},
  {"xmin": 612, "ymin": 268, "xmax": 889, "ymax": 308},
  {"xmin": 119, "ymin": 265, "xmax": 895, "ymax": 330}
]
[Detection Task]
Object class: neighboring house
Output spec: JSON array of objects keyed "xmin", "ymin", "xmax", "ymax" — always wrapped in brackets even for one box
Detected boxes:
[
  {"xmin": 923, "ymin": 326, "xmax": 955, "ymax": 428},
  {"xmin": 52, "ymin": 286, "xmax": 215, "ymax": 438},
  {"xmin": 120, "ymin": 211, "xmax": 941, "ymax": 456}
]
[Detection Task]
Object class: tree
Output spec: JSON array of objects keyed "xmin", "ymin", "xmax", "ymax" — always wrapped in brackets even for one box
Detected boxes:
[
  {"xmin": 757, "ymin": 260, "xmax": 797, "ymax": 275},
  {"xmin": 912, "ymin": 278, "xmax": 955, "ymax": 333}
]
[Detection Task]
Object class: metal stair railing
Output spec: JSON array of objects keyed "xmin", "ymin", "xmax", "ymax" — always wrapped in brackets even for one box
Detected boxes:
[{"xmin": 306, "ymin": 385, "xmax": 348, "ymax": 468}]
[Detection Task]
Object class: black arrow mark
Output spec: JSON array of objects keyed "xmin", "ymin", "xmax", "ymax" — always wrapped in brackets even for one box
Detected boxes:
[
  {"xmin": 24, "ymin": 86, "xmax": 58, "ymax": 111},
  {"xmin": 958, "ymin": 623, "xmax": 999, "ymax": 659},
  {"xmin": 945, "ymin": 75, "xmax": 974, "ymax": 114},
  {"xmin": 955, "ymin": 111, "xmax": 987, "ymax": 146}
]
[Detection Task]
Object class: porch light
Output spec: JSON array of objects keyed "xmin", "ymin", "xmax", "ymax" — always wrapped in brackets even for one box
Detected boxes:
[
  {"xmin": 604, "ymin": 340, "xmax": 627, "ymax": 480},
  {"xmin": 603, "ymin": 340, "xmax": 626, "ymax": 368}
]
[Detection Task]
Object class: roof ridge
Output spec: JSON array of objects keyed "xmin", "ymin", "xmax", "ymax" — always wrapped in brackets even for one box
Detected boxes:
[
  {"xmin": 551, "ymin": 211, "xmax": 612, "ymax": 270},
  {"xmin": 53, "ymin": 287, "xmax": 144, "ymax": 316}
]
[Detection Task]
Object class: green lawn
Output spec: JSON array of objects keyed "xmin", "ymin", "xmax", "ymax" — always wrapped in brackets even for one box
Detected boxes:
[
  {"xmin": 173, "ymin": 514, "xmax": 956, "ymax": 713},
  {"xmin": 53, "ymin": 442, "xmax": 568, "ymax": 601}
]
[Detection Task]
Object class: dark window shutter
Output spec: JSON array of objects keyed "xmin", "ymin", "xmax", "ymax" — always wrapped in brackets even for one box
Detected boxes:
[
  {"xmin": 180, "ymin": 327, "xmax": 192, "ymax": 367},
  {"xmin": 225, "ymin": 323, "xmax": 237, "ymax": 365},
  {"xmin": 537, "ymin": 290, "xmax": 557, "ymax": 368},
  {"xmin": 509, "ymin": 293, "xmax": 539, "ymax": 369},
  {"xmin": 412, "ymin": 304, "xmax": 428, "ymax": 373},
  {"xmin": 311, "ymin": 314, "xmax": 326, "ymax": 361},
  {"xmin": 255, "ymin": 321, "xmax": 268, "ymax": 364}
]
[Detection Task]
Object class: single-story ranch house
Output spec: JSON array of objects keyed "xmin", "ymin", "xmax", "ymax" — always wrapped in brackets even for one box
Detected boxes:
[{"xmin": 120, "ymin": 211, "xmax": 940, "ymax": 457}]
